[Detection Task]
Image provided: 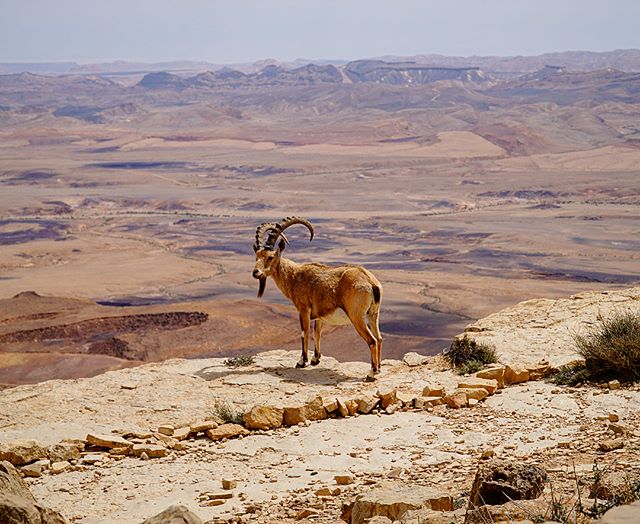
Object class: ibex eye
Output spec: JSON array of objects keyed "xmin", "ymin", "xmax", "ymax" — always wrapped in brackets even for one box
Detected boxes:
[{"xmin": 267, "ymin": 255, "xmax": 274, "ymax": 261}]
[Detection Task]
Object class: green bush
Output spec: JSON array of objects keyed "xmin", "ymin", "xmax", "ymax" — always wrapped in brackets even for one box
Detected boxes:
[
  {"xmin": 550, "ymin": 362, "xmax": 591, "ymax": 386},
  {"xmin": 447, "ymin": 334, "xmax": 497, "ymax": 374},
  {"xmin": 574, "ymin": 311, "xmax": 640, "ymax": 382},
  {"xmin": 210, "ymin": 399, "xmax": 244, "ymax": 425}
]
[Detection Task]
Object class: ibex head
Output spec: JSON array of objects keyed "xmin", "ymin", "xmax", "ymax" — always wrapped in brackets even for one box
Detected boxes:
[{"xmin": 252, "ymin": 216, "xmax": 314, "ymax": 298}]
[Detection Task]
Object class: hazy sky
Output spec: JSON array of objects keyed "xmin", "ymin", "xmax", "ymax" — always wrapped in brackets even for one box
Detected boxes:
[{"xmin": 1, "ymin": 0, "xmax": 639, "ymax": 63}]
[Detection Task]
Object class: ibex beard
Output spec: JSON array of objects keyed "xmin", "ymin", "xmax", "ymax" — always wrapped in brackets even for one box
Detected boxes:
[{"xmin": 252, "ymin": 217, "xmax": 383, "ymax": 381}]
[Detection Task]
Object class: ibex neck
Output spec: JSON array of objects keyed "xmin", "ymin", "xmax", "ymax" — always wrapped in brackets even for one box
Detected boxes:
[{"xmin": 271, "ymin": 256, "xmax": 299, "ymax": 301}]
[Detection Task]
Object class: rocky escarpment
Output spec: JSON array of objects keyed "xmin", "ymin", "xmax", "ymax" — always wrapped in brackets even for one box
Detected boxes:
[{"xmin": 0, "ymin": 287, "xmax": 639, "ymax": 523}]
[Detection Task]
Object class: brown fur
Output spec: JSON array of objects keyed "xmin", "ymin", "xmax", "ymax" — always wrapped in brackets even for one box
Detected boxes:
[{"xmin": 253, "ymin": 245, "xmax": 383, "ymax": 377}]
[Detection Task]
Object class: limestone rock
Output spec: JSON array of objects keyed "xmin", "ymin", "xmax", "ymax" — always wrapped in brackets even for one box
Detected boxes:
[
  {"xmin": 608, "ymin": 380, "xmax": 621, "ymax": 390},
  {"xmin": 132, "ymin": 445, "xmax": 168, "ymax": 458},
  {"xmin": 400, "ymin": 508, "xmax": 455, "ymax": 524},
  {"xmin": 337, "ymin": 398, "xmax": 349, "ymax": 417},
  {"xmin": 365, "ymin": 517, "xmax": 392, "ymax": 524},
  {"xmin": 141, "ymin": 504, "xmax": 203, "ymax": 524},
  {"xmin": 402, "ymin": 352, "xmax": 428, "ymax": 367},
  {"xmin": 205, "ymin": 424, "xmax": 248, "ymax": 441},
  {"xmin": 20, "ymin": 463, "xmax": 43, "ymax": 478},
  {"xmin": 590, "ymin": 472, "xmax": 635, "ymax": 500},
  {"xmin": 422, "ymin": 384, "xmax": 446, "ymax": 397},
  {"xmin": 0, "ymin": 461, "xmax": 69, "ymax": 523},
  {"xmin": 221, "ymin": 479, "xmax": 237, "ymax": 490},
  {"xmin": 334, "ymin": 475, "xmax": 354, "ymax": 485},
  {"xmin": 376, "ymin": 388, "xmax": 397, "ymax": 409},
  {"xmin": 455, "ymin": 388, "xmax": 489, "ymax": 402},
  {"xmin": 50, "ymin": 461, "xmax": 70, "ymax": 474},
  {"xmin": 444, "ymin": 391, "xmax": 468, "ymax": 409},
  {"xmin": 172, "ymin": 427, "xmax": 191, "ymax": 441},
  {"xmin": 356, "ymin": 395, "xmax": 379, "ymax": 414},
  {"xmin": 80, "ymin": 454, "xmax": 105, "ymax": 465},
  {"xmin": 284, "ymin": 396, "xmax": 327, "ymax": 426},
  {"xmin": 526, "ymin": 361, "xmax": 551, "ymax": 380},
  {"xmin": 504, "ymin": 366, "xmax": 530, "ymax": 385},
  {"xmin": 457, "ymin": 378, "xmax": 498, "ymax": 395},
  {"xmin": 243, "ymin": 405, "xmax": 284, "ymax": 430},
  {"xmin": 469, "ymin": 460, "xmax": 547, "ymax": 507},
  {"xmin": 396, "ymin": 392, "xmax": 416, "ymax": 407},
  {"xmin": 48, "ymin": 443, "xmax": 81, "ymax": 463},
  {"xmin": 465, "ymin": 499, "xmax": 548, "ymax": 524},
  {"xmin": 350, "ymin": 481, "xmax": 452, "ymax": 524},
  {"xmin": 345, "ymin": 400, "xmax": 359, "ymax": 416},
  {"xmin": 598, "ymin": 500, "xmax": 640, "ymax": 524},
  {"xmin": 475, "ymin": 366, "xmax": 506, "ymax": 388},
  {"xmin": 157, "ymin": 425, "xmax": 174, "ymax": 436},
  {"xmin": 599, "ymin": 439, "xmax": 624, "ymax": 452},
  {"xmin": 0, "ymin": 440, "xmax": 48, "ymax": 466},
  {"xmin": 323, "ymin": 398, "xmax": 339, "ymax": 414},
  {"xmin": 85, "ymin": 434, "xmax": 133, "ymax": 449},
  {"xmin": 417, "ymin": 397, "xmax": 443, "ymax": 408},
  {"xmin": 189, "ymin": 421, "xmax": 218, "ymax": 434}
]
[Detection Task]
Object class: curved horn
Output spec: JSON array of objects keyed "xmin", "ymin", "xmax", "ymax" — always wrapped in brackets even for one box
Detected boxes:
[
  {"xmin": 273, "ymin": 216, "xmax": 314, "ymax": 245},
  {"xmin": 254, "ymin": 222, "xmax": 278, "ymax": 252}
]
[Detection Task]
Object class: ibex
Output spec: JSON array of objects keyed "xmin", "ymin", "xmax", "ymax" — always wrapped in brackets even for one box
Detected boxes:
[{"xmin": 252, "ymin": 217, "xmax": 383, "ymax": 380}]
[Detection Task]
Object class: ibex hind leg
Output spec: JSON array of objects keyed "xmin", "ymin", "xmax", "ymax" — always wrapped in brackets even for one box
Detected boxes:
[
  {"xmin": 367, "ymin": 306, "xmax": 382, "ymax": 374},
  {"xmin": 296, "ymin": 311, "xmax": 311, "ymax": 368},
  {"xmin": 349, "ymin": 313, "xmax": 379, "ymax": 381}
]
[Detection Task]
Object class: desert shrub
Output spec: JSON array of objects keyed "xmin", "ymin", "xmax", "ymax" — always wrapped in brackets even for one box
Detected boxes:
[
  {"xmin": 574, "ymin": 311, "xmax": 640, "ymax": 382},
  {"xmin": 224, "ymin": 355, "xmax": 255, "ymax": 368},
  {"xmin": 446, "ymin": 334, "xmax": 497, "ymax": 373},
  {"xmin": 549, "ymin": 362, "xmax": 591, "ymax": 386},
  {"xmin": 210, "ymin": 399, "xmax": 244, "ymax": 425}
]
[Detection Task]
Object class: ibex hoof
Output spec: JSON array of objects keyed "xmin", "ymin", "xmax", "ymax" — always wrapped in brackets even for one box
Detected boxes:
[
  {"xmin": 364, "ymin": 372, "xmax": 376, "ymax": 382},
  {"xmin": 310, "ymin": 358, "xmax": 320, "ymax": 366},
  {"xmin": 295, "ymin": 361, "xmax": 307, "ymax": 369}
]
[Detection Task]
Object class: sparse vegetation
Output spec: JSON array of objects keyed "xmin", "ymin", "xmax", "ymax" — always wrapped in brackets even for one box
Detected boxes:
[
  {"xmin": 549, "ymin": 361, "xmax": 591, "ymax": 386},
  {"xmin": 210, "ymin": 399, "xmax": 244, "ymax": 425},
  {"xmin": 446, "ymin": 334, "xmax": 498, "ymax": 374},
  {"xmin": 224, "ymin": 355, "xmax": 256, "ymax": 368},
  {"xmin": 574, "ymin": 311, "xmax": 640, "ymax": 382}
]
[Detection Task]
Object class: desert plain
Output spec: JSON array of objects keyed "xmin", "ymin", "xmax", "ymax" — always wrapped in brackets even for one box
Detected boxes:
[{"xmin": 0, "ymin": 59, "xmax": 639, "ymax": 386}]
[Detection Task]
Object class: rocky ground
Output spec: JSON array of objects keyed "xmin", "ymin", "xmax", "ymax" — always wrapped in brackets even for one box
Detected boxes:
[{"xmin": 1, "ymin": 287, "xmax": 639, "ymax": 523}]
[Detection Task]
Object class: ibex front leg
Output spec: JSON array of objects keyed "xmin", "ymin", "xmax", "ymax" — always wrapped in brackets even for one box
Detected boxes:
[
  {"xmin": 311, "ymin": 318, "xmax": 323, "ymax": 366},
  {"xmin": 296, "ymin": 309, "xmax": 311, "ymax": 368}
]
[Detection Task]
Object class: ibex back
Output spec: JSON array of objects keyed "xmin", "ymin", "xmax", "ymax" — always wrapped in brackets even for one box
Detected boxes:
[{"xmin": 252, "ymin": 217, "xmax": 383, "ymax": 380}]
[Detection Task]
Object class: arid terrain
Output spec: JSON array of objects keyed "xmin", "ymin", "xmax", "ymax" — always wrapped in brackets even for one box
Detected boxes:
[{"xmin": 1, "ymin": 52, "xmax": 640, "ymax": 386}]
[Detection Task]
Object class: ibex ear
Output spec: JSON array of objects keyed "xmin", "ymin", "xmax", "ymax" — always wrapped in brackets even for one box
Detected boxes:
[{"xmin": 278, "ymin": 238, "xmax": 286, "ymax": 252}]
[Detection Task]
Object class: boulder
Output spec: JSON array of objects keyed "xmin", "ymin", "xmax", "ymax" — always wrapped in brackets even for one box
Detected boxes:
[
  {"xmin": 48, "ymin": 443, "xmax": 81, "ymax": 463},
  {"xmin": 0, "ymin": 461, "xmax": 69, "ymax": 523},
  {"xmin": 469, "ymin": 460, "xmax": 547, "ymax": 507},
  {"xmin": 599, "ymin": 439, "xmax": 625, "ymax": 452},
  {"xmin": 337, "ymin": 398, "xmax": 349, "ymax": 417},
  {"xmin": 189, "ymin": 421, "xmax": 218, "ymax": 434},
  {"xmin": 205, "ymin": 424, "xmax": 248, "ymax": 441},
  {"xmin": 243, "ymin": 406, "xmax": 284, "ymax": 430},
  {"xmin": 283, "ymin": 396, "xmax": 327, "ymax": 426},
  {"xmin": 455, "ymin": 388, "xmax": 489, "ymax": 402},
  {"xmin": 323, "ymin": 398, "xmax": 339, "ymax": 414},
  {"xmin": 85, "ymin": 434, "xmax": 133, "ymax": 449},
  {"xmin": 376, "ymin": 388, "xmax": 398, "ymax": 409},
  {"xmin": 400, "ymin": 508, "xmax": 456, "ymax": 524},
  {"xmin": 141, "ymin": 504, "xmax": 203, "ymax": 524},
  {"xmin": 444, "ymin": 391, "xmax": 468, "ymax": 409},
  {"xmin": 350, "ymin": 481, "xmax": 452, "ymax": 524},
  {"xmin": 504, "ymin": 366, "xmax": 529, "ymax": 385},
  {"xmin": 590, "ymin": 472, "xmax": 635, "ymax": 500},
  {"xmin": 475, "ymin": 366, "xmax": 506, "ymax": 388},
  {"xmin": 457, "ymin": 378, "xmax": 498, "ymax": 395},
  {"xmin": 131, "ymin": 445, "xmax": 168, "ymax": 459},
  {"xmin": 464, "ymin": 499, "xmax": 547, "ymax": 524},
  {"xmin": 402, "ymin": 352, "xmax": 428, "ymax": 367},
  {"xmin": 0, "ymin": 441, "xmax": 48, "ymax": 466},
  {"xmin": 422, "ymin": 385, "xmax": 446, "ymax": 398},
  {"xmin": 356, "ymin": 395, "xmax": 379, "ymax": 414},
  {"xmin": 598, "ymin": 501, "xmax": 640, "ymax": 524}
]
